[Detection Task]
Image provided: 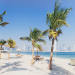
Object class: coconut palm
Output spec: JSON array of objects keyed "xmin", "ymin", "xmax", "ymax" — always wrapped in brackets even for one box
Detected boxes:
[
  {"xmin": 6, "ymin": 38, "xmax": 16, "ymax": 59},
  {"xmin": 0, "ymin": 11, "xmax": 9, "ymax": 59},
  {"xmin": 42, "ymin": 1, "xmax": 72, "ymax": 70},
  {"xmin": 0, "ymin": 40, "xmax": 6, "ymax": 59},
  {"xmin": 20, "ymin": 28, "xmax": 45, "ymax": 65},
  {"xmin": 0, "ymin": 11, "xmax": 9, "ymax": 26}
]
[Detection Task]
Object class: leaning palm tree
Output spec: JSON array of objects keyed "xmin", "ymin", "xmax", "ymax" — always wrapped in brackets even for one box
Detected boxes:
[
  {"xmin": 6, "ymin": 38, "xmax": 16, "ymax": 60},
  {"xmin": 0, "ymin": 11, "xmax": 9, "ymax": 26},
  {"xmin": 42, "ymin": 0, "xmax": 72, "ymax": 70},
  {"xmin": 0, "ymin": 40, "xmax": 6, "ymax": 59},
  {"xmin": 20, "ymin": 28, "xmax": 45, "ymax": 65}
]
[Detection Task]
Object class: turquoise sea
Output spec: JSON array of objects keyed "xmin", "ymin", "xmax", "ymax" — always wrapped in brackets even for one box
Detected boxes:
[{"xmin": 11, "ymin": 51, "xmax": 75, "ymax": 59}]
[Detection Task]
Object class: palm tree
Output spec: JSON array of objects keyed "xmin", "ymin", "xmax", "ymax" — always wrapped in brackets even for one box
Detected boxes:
[
  {"xmin": 6, "ymin": 38, "xmax": 16, "ymax": 60},
  {"xmin": 42, "ymin": 1, "xmax": 72, "ymax": 70},
  {"xmin": 0, "ymin": 11, "xmax": 9, "ymax": 59},
  {"xmin": 0, "ymin": 40, "xmax": 6, "ymax": 59},
  {"xmin": 0, "ymin": 11, "xmax": 9, "ymax": 26},
  {"xmin": 20, "ymin": 28, "xmax": 45, "ymax": 65}
]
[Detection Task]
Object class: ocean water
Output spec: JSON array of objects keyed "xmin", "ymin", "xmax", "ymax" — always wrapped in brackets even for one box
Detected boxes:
[{"xmin": 11, "ymin": 51, "xmax": 75, "ymax": 59}]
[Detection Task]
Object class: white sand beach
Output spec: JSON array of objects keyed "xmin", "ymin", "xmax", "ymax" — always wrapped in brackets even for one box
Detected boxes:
[{"xmin": 0, "ymin": 53, "xmax": 75, "ymax": 75}]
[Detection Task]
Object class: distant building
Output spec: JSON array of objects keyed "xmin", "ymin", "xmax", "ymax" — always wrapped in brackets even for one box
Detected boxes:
[
  {"xmin": 73, "ymin": 43, "xmax": 75, "ymax": 51},
  {"xmin": 56, "ymin": 45, "xmax": 58, "ymax": 51},
  {"xmin": 67, "ymin": 47, "xmax": 70, "ymax": 51},
  {"xmin": 23, "ymin": 44, "xmax": 25, "ymax": 51},
  {"xmin": 48, "ymin": 47, "xmax": 50, "ymax": 51},
  {"xmin": 24, "ymin": 45, "xmax": 27, "ymax": 51},
  {"xmin": 27, "ymin": 46, "xmax": 30, "ymax": 51},
  {"xmin": 59, "ymin": 46, "xmax": 62, "ymax": 51},
  {"xmin": 42, "ymin": 47, "xmax": 45, "ymax": 51},
  {"xmin": 46, "ymin": 45, "xmax": 48, "ymax": 51},
  {"xmin": 29, "ymin": 49, "xmax": 32, "ymax": 51},
  {"xmin": 62, "ymin": 44, "xmax": 66, "ymax": 51},
  {"xmin": 13, "ymin": 47, "xmax": 16, "ymax": 50}
]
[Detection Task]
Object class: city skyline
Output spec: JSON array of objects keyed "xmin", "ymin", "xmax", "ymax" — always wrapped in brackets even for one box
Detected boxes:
[{"xmin": 21, "ymin": 42, "xmax": 75, "ymax": 51}]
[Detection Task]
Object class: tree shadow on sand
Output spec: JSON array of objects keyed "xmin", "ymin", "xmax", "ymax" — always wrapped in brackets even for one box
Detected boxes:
[
  {"xmin": 1, "ymin": 56, "xmax": 22, "ymax": 60},
  {"xmin": 48, "ymin": 64, "xmax": 74, "ymax": 75},
  {"xmin": 45, "ymin": 59, "xmax": 74, "ymax": 75},
  {"xmin": 31, "ymin": 59, "xmax": 74, "ymax": 75},
  {"xmin": 9, "ymin": 56, "xmax": 22, "ymax": 59},
  {"xmin": 33, "ymin": 64, "xmax": 74, "ymax": 75},
  {"xmin": 0, "ymin": 61, "xmax": 28, "ymax": 74}
]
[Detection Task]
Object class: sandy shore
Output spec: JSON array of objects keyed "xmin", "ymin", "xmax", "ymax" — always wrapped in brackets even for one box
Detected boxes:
[{"xmin": 0, "ymin": 53, "xmax": 75, "ymax": 75}]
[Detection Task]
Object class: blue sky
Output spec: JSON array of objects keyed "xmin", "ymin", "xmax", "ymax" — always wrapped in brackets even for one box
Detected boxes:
[{"xmin": 0, "ymin": 0, "xmax": 75, "ymax": 50}]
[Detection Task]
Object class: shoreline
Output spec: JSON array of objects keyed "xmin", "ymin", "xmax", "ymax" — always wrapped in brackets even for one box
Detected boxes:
[
  {"xmin": 16, "ymin": 51, "xmax": 75, "ymax": 52},
  {"xmin": 10, "ymin": 52, "xmax": 75, "ymax": 60}
]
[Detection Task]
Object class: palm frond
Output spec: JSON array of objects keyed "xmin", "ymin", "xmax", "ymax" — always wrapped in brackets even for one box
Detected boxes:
[
  {"xmin": 0, "ymin": 22, "xmax": 9, "ymax": 27},
  {"xmin": 54, "ymin": 0, "xmax": 60, "ymax": 17},
  {"xmin": 20, "ymin": 37, "xmax": 31, "ymax": 41},
  {"xmin": 49, "ymin": 30, "xmax": 58, "ymax": 39},
  {"xmin": 54, "ymin": 19, "xmax": 70, "ymax": 27},
  {"xmin": 57, "ymin": 29, "xmax": 62, "ymax": 36},
  {"xmin": 34, "ymin": 42, "xmax": 43, "ymax": 51},
  {"xmin": 7, "ymin": 38, "xmax": 16, "ymax": 48},
  {"xmin": 32, "ymin": 28, "xmax": 41, "ymax": 40},
  {"xmin": 38, "ymin": 34, "xmax": 45, "ymax": 39},
  {"xmin": 2, "ymin": 11, "xmax": 7, "ymax": 16},
  {"xmin": 46, "ymin": 12, "xmax": 51, "ymax": 26},
  {"xmin": 63, "ymin": 8, "xmax": 72, "ymax": 19},
  {"xmin": 55, "ymin": 37, "xmax": 58, "ymax": 41},
  {"xmin": 37, "ymin": 39, "xmax": 46, "ymax": 45},
  {"xmin": 29, "ymin": 28, "xmax": 32, "ymax": 39},
  {"xmin": 0, "ymin": 40, "xmax": 7, "ymax": 45},
  {"xmin": 42, "ymin": 29, "xmax": 49, "ymax": 36},
  {"xmin": 0, "ymin": 11, "xmax": 9, "ymax": 27},
  {"xmin": 46, "ymin": 0, "xmax": 72, "ymax": 31},
  {"xmin": 48, "ymin": 35, "xmax": 53, "ymax": 40}
]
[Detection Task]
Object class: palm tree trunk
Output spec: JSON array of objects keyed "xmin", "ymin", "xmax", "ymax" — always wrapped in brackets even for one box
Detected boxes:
[
  {"xmin": 0, "ymin": 50, "xmax": 1, "ymax": 59},
  {"xmin": 37, "ymin": 51, "xmax": 38, "ymax": 56},
  {"xmin": 8, "ymin": 47, "xmax": 10, "ymax": 60},
  {"xmin": 48, "ymin": 38, "xmax": 54, "ymax": 70},
  {"xmin": 31, "ymin": 45, "xmax": 34, "ymax": 65},
  {"xmin": 0, "ymin": 45, "xmax": 2, "ymax": 59}
]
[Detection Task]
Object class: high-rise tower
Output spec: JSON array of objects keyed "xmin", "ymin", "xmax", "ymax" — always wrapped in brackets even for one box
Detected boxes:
[{"xmin": 73, "ymin": 43, "xmax": 75, "ymax": 51}]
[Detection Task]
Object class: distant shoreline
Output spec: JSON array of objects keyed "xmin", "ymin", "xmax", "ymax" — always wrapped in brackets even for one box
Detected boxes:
[{"xmin": 20, "ymin": 51, "xmax": 75, "ymax": 52}]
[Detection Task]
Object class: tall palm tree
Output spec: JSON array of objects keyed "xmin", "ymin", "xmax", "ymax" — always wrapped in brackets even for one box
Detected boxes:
[
  {"xmin": 0, "ymin": 40, "xmax": 6, "ymax": 59},
  {"xmin": 42, "ymin": 0, "xmax": 72, "ymax": 70},
  {"xmin": 20, "ymin": 28, "xmax": 45, "ymax": 65},
  {"xmin": 6, "ymin": 38, "xmax": 16, "ymax": 60},
  {"xmin": 0, "ymin": 11, "xmax": 9, "ymax": 26}
]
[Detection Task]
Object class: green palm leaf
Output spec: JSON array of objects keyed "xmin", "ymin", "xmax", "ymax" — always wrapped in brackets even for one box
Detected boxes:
[
  {"xmin": 0, "ymin": 40, "xmax": 6, "ymax": 45},
  {"xmin": 57, "ymin": 29, "xmax": 62, "ymax": 36},
  {"xmin": 34, "ymin": 42, "xmax": 43, "ymax": 51},
  {"xmin": 42, "ymin": 29, "xmax": 49, "ymax": 36},
  {"xmin": 0, "ymin": 11, "xmax": 9, "ymax": 26},
  {"xmin": 45, "ymin": 0, "xmax": 72, "ymax": 41},
  {"xmin": 20, "ymin": 37, "xmax": 31, "ymax": 41},
  {"xmin": 0, "ymin": 40, "xmax": 6, "ymax": 50},
  {"xmin": 0, "ymin": 22, "xmax": 9, "ymax": 27},
  {"xmin": 6, "ymin": 38, "xmax": 16, "ymax": 48},
  {"xmin": 37, "ymin": 39, "xmax": 46, "ymax": 45}
]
